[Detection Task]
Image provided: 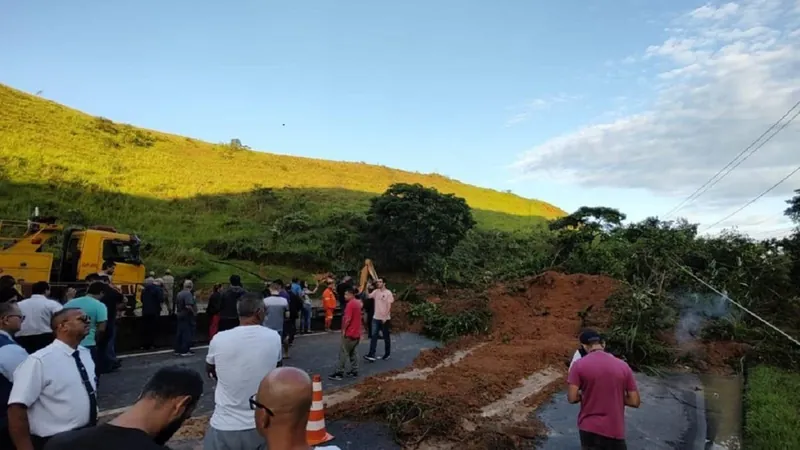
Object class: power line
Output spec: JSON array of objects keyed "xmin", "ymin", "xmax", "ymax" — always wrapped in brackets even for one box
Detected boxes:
[
  {"xmin": 703, "ymin": 164, "xmax": 800, "ymax": 232},
  {"xmin": 672, "ymin": 259, "xmax": 800, "ymax": 348},
  {"xmin": 664, "ymin": 100, "xmax": 800, "ymax": 218}
]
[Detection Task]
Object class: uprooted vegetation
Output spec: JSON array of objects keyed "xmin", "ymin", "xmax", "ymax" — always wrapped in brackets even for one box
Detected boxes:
[{"xmin": 329, "ymin": 272, "xmax": 619, "ymax": 447}]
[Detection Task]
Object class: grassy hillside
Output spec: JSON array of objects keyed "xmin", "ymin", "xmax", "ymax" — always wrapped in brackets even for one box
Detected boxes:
[{"xmin": 0, "ymin": 84, "xmax": 564, "ymax": 281}]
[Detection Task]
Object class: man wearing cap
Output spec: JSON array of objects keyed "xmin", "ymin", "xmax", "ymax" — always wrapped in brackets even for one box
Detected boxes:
[{"xmin": 567, "ymin": 329, "xmax": 640, "ymax": 450}]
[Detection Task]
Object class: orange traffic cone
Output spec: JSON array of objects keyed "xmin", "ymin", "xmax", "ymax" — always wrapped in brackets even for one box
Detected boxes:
[{"xmin": 306, "ymin": 374, "xmax": 334, "ymax": 445}]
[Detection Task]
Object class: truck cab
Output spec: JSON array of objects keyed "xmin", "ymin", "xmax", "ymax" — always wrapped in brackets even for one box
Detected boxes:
[{"xmin": 58, "ymin": 226, "xmax": 145, "ymax": 296}]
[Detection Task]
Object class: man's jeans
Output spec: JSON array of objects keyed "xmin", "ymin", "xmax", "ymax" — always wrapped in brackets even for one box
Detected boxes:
[
  {"xmin": 174, "ymin": 318, "xmax": 195, "ymax": 354},
  {"xmin": 301, "ymin": 303, "xmax": 312, "ymax": 332},
  {"xmin": 367, "ymin": 319, "xmax": 391, "ymax": 358}
]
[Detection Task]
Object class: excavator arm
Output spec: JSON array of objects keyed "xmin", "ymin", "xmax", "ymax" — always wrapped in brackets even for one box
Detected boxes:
[{"xmin": 358, "ymin": 258, "xmax": 379, "ymax": 294}]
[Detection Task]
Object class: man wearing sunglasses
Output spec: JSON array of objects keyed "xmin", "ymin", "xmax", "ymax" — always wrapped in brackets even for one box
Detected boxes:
[
  {"xmin": 252, "ymin": 367, "xmax": 341, "ymax": 450},
  {"xmin": 44, "ymin": 366, "xmax": 204, "ymax": 450},
  {"xmin": 0, "ymin": 302, "xmax": 28, "ymax": 449},
  {"xmin": 8, "ymin": 308, "xmax": 97, "ymax": 450}
]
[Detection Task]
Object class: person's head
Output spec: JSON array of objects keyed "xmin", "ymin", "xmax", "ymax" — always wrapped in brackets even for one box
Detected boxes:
[
  {"xmin": 291, "ymin": 277, "xmax": 299, "ymax": 284},
  {"xmin": 375, "ymin": 278, "xmax": 386, "ymax": 290},
  {"xmin": 165, "ymin": 269, "xmax": 172, "ymax": 275},
  {"xmin": 273, "ymin": 279, "xmax": 284, "ymax": 290},
  {"xmin": 253, "ymin": 367, "xmax": 313, "ymax": 443},
  {"xmin": 344, "ymin": 287, "xmax": 356, "ymax": 301},
  {"xmin": 31, "ymin": 281, "xmax": 50, "ymax": 297},
  {"xmin": 85, "ymin": 273, "xmax": 107, "ymax": 284},
  {"xmin": 579, "ymin": 329, "xmax": 605, "ymax": 352},
  {"xmin": 183, "ymin": 280, "xmax": 193, "ymax": 291},
  {"xmin": 87, "ymin": 281, "xmax": 106, "ymax": 299},
  {"xmin": 51, "ymin": 308, "xmax": 90, "ymax": 341},
  {"xmin": 229, "ymin": 274, "xmax": 242, "ymax": 287},
  {"xmin": 154, "ymin": 278, "xmax": 164, "ymax": 286},
  {"xmin": 301, "ymin": 280, "xmax": 308, "ymax": 289},
  {"xmin": 213, "ymin": 283, "xmax": 222, "ymax": 292},
  {"xmin": 268, "ymin": 282, "xmax": 281, "ymax": 296},
  {"xmin": 133, "ymin": 367, "xmax": 204, "ymax": 445},
  {"xmin": 0, "ymin": 302, "xmax": 24, "ymax": 335},
  {"xmin": 102, "ymin": 260, "xmax": 116, "ymax": 275},
  {"xmin": 238, "ymin": 292, "xmax": 266, "ymax": 324},
  {"xmin": 0, "ymin": 275, "xmax": 16, "ymax": 289},
  {"xmin": 144, "ymin": 278, "xmax": 154, "ymax": 286},
  {"xmin": 149, "ymin": 271, "xmax": 156, "ymax": 277}
]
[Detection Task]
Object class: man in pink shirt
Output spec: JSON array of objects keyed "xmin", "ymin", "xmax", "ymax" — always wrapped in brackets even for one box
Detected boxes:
[
  {"xmin": 363, "ymin": 279, "xmax": 394, "ymax": 362},
  {"xmin": 567, "ymin": 330, "xmax": 640, "ymax": 450},
  {"xmin": 328, "ymin": 288, "xmax": 362, "ymax": 380}
]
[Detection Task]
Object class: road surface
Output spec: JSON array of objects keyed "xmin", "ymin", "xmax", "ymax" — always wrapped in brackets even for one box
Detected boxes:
[
  {"xmin": 99, "ymin": 332, "xmax": 440, "ymax": 449},
  {"xmin": 100, "ymin": 332, "xmax": 723, "ymax": 450}
]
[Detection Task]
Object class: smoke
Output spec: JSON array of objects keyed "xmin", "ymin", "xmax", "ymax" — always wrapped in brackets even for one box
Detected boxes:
[{"xmin": 675, "ymin": 291, "xmax": 731, "ymax": 346}]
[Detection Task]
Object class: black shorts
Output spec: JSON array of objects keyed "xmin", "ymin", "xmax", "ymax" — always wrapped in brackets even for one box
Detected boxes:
[{"xmin": 579, "ymin": 430, "xmax": 627, "ymax": 450}]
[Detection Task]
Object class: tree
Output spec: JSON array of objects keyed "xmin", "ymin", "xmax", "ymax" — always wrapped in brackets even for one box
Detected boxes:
[
  {"xmin": 366, "ymin": 183, "xmax": 476, "ymax": 271},
  {"xmin": 784, "ymin": 189, "xmax": 800, "ymax": 224},
  {"xmin": 549, "ymin": 206, "xmax": 626, "ymax": 232}
]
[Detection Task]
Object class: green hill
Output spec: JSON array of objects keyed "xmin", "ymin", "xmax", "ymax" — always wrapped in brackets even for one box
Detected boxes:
[{"xmin": 0, "ymin": 84, "xmax": 565, "ymax": 282}]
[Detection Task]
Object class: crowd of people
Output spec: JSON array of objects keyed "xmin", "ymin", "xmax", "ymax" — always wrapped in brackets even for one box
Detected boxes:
[
  {"xmin": 0, "ymin": 261, "xmax": 645, "ymax": 449},
  {"xmin": 0, "ymin": 262, "xmax": 395, "ymax": 450}
]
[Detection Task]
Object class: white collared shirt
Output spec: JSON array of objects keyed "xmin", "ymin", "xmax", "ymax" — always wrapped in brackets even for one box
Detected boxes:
[
  {"xmin": 0, "ymin": 330, "xmax": 28, "ymax": 381},
  {"xmin": 17, "ymin": 295, "xmax": 64, "ymax": 337},
  {"xmin": 8, "ymin": 339, "xmax": 97, "ymax": 437}
]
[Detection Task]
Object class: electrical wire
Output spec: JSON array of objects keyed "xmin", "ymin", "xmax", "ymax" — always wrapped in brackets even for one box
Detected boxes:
[
  {"xmin": 703, "ymin": 164, "xmax": 800, "ymax": 232},
  {"xmin": 664, "ymin": 100, "xmax": 800, "ymax": 218},
  {"xmin": 671, "ymin": 259, "xmax": 800, "ymax": 348}
]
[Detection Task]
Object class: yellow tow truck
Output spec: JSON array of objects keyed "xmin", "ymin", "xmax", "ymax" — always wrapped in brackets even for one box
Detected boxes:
[{"xmin": 0, "ymin": 213, "xmax": 146, "ymax": 301}]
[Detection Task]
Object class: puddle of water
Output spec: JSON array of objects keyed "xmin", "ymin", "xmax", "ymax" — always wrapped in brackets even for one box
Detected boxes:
[
  {"xmin": 480, "ymin": 367, "xmax": 562, "ymax": 419},
  {"xmin": 388, "ymin": 343, "xmax": 488, "ymax": 381},
  {"xmin": 700, "ymin": 373, "xmax": 743, "ymax": 450}
]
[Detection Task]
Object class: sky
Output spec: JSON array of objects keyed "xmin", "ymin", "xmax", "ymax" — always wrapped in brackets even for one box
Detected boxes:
[{"xmin": 2, "ymin": 0, "xmax": 799, "ymax": 238}]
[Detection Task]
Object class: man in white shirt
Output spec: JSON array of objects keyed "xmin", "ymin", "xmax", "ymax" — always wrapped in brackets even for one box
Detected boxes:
[
  {"xmin": 16, "ymin": 281, "xmax": 63, "ymax": 354},
  {"xmin": 204, "ymin": 293, "xmax": 282, "ymax": 450},
  {"xmin": 364, "ymin": 279, "xmax": 394, "ymax": 362},
  {"xmin": 0, "ymin": 302, "xmax": 28, "ymax": 449},
  {"xmin": 8, "ymin": 308, "xmax": 97, "ymax": 450}
]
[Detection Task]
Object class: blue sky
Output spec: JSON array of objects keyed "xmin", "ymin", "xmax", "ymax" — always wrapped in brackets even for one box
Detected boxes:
[{"xmin": 2, "ymin": 0, "xmax": 798, "ymax": 238}]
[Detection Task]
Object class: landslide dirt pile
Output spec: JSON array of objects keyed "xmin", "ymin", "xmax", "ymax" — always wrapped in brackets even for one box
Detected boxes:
[{"xmin": 331, "ymin": 271, "xmax": 619, "ymax": 448}]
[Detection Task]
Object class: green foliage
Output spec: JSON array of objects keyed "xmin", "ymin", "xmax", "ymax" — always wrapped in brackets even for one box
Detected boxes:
[
  {"xmin": 408, "ymin": 300, "xmax": 492, "ymax": 341},
  {"xmin": 549, "ymin": 206, "xmax": 627, "ymax": 231},
  {"xmin": 366, "ymin": 183, "xmax": 476, "ymax": 271},
  {"xmin": 421, "ymin": 228, "xmax": 556, "ymax": 287},
  {"xmin": 605, "ymin": 286, "xmax": 677, "ymax": 370},
  {"xmin": 745, "ymin": 366, "xmax": 800, "ymax": 450}
]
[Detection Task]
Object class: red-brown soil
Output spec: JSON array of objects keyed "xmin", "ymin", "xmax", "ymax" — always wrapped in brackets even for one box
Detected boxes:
[{"xmin": 330, "ymin": 271, "xmax": 620, "ymax": 448}]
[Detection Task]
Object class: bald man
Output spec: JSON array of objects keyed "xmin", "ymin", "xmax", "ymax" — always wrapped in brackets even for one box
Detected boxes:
[{"xmin": 253, "ymin": 368, "xmax": 341, "ymax": 450}]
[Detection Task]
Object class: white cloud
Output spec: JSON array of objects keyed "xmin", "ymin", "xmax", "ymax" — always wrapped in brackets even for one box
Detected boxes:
[
  {"xmin": 505, "ymin": 94, "xmax": 580, "ymax": 127},
  {"xmin": 514, "ymin": 0, "xmax": 800, "ymax": 228}
]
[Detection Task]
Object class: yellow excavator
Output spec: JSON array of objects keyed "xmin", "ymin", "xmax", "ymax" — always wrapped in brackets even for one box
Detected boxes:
[{"xmin": 0, "ymin": 211, "xmax": 146, "ymax": 300}]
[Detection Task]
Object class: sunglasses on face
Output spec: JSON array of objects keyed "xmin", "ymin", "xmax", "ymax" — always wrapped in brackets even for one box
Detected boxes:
[{"xmin": 249, "ymin": 395, "xmax": 274, "ymax": 416}]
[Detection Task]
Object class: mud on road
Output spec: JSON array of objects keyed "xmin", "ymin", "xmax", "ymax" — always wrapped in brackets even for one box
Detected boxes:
[{"xmin": 330, "ymin": 271, "xmax": 619, "ymax": 449}]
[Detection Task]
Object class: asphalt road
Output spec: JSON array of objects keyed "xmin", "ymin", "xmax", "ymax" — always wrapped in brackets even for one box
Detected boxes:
[
  {"xmin": 99, "ymin": 331, "xmax": 440, "ymax": 450},
  {"xmin": 99, "ymin": 334, "xmax": 722, "ymax": 450},
  {"xmin": 537, "ymin": 373, "xmax": 708, "ymax": 450}
]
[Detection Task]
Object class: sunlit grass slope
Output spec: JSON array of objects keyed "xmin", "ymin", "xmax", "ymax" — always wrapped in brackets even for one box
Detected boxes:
[
  {"xmin": 0, "ymin": 83, "xmax": 564, "ymax": 279},
  {"xmin": 0, "ymin": 84, "xmax": 564, "ymax": 219}
]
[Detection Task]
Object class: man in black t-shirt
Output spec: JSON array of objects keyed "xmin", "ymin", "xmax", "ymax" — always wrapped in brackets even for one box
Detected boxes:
[{"xmin": 44, "ymin": 367, "xmax": 203, "ymax": 450}]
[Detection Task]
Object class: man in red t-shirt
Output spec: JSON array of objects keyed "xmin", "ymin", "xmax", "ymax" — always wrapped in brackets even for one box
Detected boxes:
[
  {"xmin": 567, "ymin": 330, "xmax": 640, "ymax": 450},
  {"xmin": 328, "ymin": 288, "xmax": 362, "ymax": 380}
]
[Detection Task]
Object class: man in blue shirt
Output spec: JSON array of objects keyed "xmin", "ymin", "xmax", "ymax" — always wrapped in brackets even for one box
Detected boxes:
[
  {"xmin": 0, "ymin": 302, "xmax": 28, "ymax": 449},
  {"xmin": 65, "ymin": 282, "xmax": 108, "ymax": 375}
]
